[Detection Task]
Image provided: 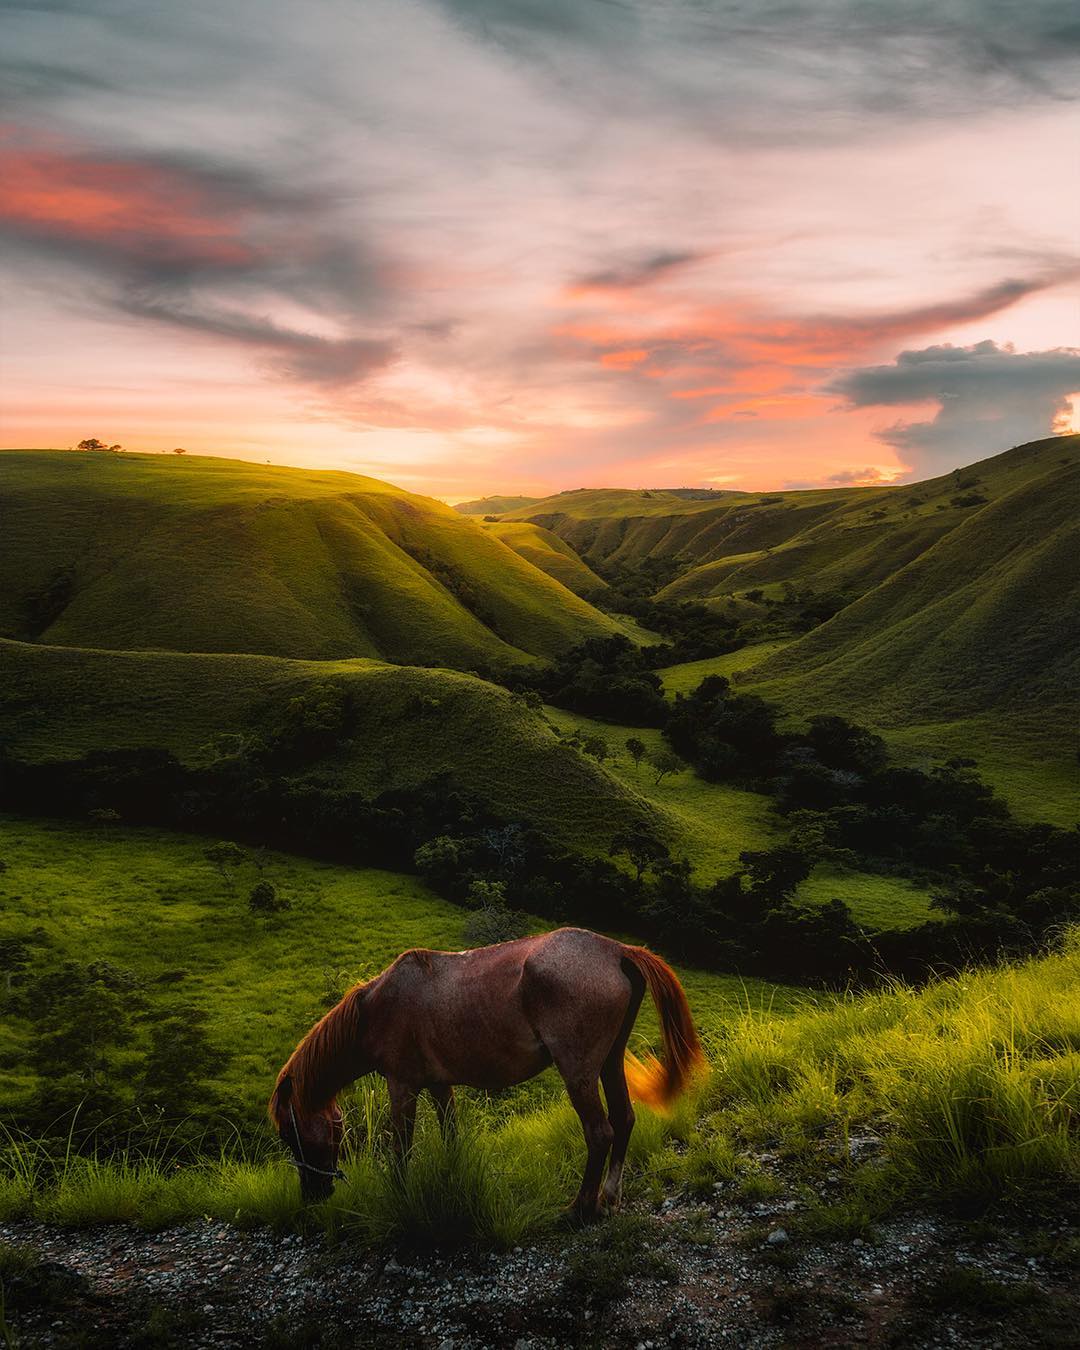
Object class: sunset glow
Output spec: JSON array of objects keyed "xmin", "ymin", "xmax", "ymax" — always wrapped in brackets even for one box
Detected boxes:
[{"xmin": 1, "ymin": 1, "xmax": 1078, "ymax": 496}]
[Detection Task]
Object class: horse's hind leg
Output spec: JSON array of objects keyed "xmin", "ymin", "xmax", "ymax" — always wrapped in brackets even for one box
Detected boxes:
[
  {"xmin": 600, "ymin": 1055, "xmax": 634, "ymax": 1212},
  {"xmin": 600, "ymin": 963, "xmax": 644, "ymax": 1211},
  {"xmin": 562, "ymin": 1076, "xmax": 614, "ymax": 1223}
]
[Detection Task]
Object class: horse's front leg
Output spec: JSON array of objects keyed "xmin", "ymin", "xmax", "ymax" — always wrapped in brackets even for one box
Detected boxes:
[
  {"xmin": 386, "ymin": 1077, "xmax": 418, "ymax": 1164},
  {"xmin": 430, "ymin": 1084, "xmax": 456, "ymax": 1140}
]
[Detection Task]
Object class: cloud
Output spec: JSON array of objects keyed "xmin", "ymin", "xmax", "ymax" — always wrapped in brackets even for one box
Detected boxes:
[
  {"xmin": 439, "ymin": 0, "xmax": 1080, "ymax": 133},
  {"xmin": 827, "ymin": 341, "xmax": 1080, "ymax": 472},
  {"xmin": 0, "ymin": 127, "xmax": 392, "ymax": 386},
  {"xmin": 571, "ymin": 250, "xmax": 703, "ymax": 294}
]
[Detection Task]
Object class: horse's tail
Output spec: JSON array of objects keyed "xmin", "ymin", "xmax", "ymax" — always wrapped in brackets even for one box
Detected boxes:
[{"xmin": 620, "ymin": 945, "xmax": 706, "ymax": 1111}]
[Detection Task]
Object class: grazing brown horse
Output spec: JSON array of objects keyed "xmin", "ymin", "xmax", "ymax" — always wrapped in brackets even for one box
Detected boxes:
[{"xmin": 270, "ymin": 927, "xmax": 704, "ymax": 1219}]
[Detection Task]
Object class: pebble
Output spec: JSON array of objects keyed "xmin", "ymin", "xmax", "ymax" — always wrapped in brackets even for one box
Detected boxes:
[{"xmin": 0, "ymin": 1150, "xmax": 1071, "ymax": 1350}]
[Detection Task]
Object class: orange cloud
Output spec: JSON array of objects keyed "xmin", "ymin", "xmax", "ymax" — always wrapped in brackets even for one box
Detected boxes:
[
  {"xmin": 599, "ymin": 347, "xmax": 651, "ymax": 369},
  {"xmin": 0, "ymin": 128, "xmax": 258, "ymax": 267}
]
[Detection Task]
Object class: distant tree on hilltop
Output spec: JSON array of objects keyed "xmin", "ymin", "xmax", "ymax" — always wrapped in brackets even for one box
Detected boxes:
[{"xmin": 75, "ymin": 438, "xmax": 122, "ymax": 452}]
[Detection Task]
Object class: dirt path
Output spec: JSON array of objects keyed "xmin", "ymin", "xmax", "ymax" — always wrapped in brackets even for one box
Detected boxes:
[{"xmin": 3, "ymin": 1188, "xmax": 1077, "ymax": 1348}]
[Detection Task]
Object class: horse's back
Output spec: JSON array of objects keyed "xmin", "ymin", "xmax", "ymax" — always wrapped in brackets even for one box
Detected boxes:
[{"xmin": 522, "ymin": 927, "xmax": 628, "ymax": 989}]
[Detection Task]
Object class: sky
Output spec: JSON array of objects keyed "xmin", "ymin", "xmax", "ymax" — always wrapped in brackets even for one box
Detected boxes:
[{"xmin": 1, "ymin": 0, "xmax": 1078, "ymax": 499}]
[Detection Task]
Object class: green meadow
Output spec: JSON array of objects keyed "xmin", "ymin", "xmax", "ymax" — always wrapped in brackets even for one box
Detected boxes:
[
  {"xmin": 0, "ymin": 439, "xmax": 1076, "ymax": 1251},
  {"xmin": 0, "ymin": 813, "xmax": 805, "ymax": 1124},
  {"xmin": 544, "ymin": 703, "xmax": 935, "ymax": 929},
  {"xmin": 3, "ymin": 810, "xmax": 1075, "ymax": 1245}
]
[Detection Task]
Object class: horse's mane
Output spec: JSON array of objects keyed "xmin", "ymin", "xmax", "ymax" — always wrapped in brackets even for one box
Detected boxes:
[{"xmin": 270, "ymin": 982, "xmax": 368, "ymax": 1118}]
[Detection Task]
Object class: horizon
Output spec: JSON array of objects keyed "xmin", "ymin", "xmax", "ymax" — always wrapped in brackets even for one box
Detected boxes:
[
  {"xmin": 2, "ymin": 2, "xmax": 1078, "ymax": 498},
  {"xmin": 9, "ymin": 432, "xmax": 1076, "ymax": 508}
]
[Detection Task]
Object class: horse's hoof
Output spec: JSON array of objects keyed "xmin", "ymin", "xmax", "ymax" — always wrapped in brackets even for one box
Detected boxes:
[{"xmin": 561, "ymin": 1201, "xmax": 602, "ymax": 1228}]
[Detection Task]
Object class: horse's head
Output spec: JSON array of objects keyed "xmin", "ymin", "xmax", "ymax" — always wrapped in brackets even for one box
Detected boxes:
[{"xmin": 270, "ymin": 1075, "xmax": 345, "ymax": 1203}]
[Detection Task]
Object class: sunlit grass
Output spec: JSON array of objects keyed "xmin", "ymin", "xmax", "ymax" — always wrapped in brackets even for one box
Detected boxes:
[{"xmin": 4, "ymin": 932, "xmax": 1076, "ymax": 1242}]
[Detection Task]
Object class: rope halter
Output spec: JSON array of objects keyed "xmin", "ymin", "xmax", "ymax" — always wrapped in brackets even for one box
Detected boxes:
[{"xmin": 287, "ymin": 1102, "xmax": 347, "ymax": 1182}]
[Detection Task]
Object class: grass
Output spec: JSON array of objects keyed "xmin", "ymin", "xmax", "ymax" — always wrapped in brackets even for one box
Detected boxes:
[
  {"xmin": 542, "ymin": 706, "xmax": 934, "ymax": 928},
  {"xmin": 746, "ymin": 449, "xmax": 1080, "ymax": 748},
  {"xmin": 657, "ymin": 640, "xmax": 795, "ymax": 696},
  {"xmin": 3, "ymin": 928, "xmax": 1075, "ymax": 1243},
  {"xmin": 480, "ymin": 520, "xmax": 608, "ymax": 598},
  {"xmin": 505, "ymin": 436, "xmax": 1080, "ymax": 825},
  {"xmin": 0, "ymin": 450, "xmax": 624, "ymax": 669},
  {"xmin": 0, "ymin": 814, "xmax": 808, "ymax": 1123},
  {"xmin": 694, "ymin": 928, "xmax": 1080, "ymax": 1209},
  {"xmin": 0, "ymin": 638, "xmax": 661, "ymax": 857}
]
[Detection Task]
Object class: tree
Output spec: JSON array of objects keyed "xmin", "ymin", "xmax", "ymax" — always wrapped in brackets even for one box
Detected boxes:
[
  {"xmin": 204, "ymin": 841, "xmax": 248, "ymax": 888},
  {"xmin": 651, "ymin": 749, "xmax": 686, "ymax": 785},
  {"xmin": 462, "ymin": 879, "xmax": 528, "ymax": 945},
  {"xmin": 610, "ymin": 828, "xmax": 669, "ymax": 881},
  {"xmin": 139, "ymin": 1005, "xmax": 228, "ymax": 1120},
  {"xmin": 173, "ymin": 447, "xmax": 186, "ymax": 455},
  {"xmin": 581, "ymin": 733, "xmax": 609, "ymax": 762},
  {"xmin": 625, "ymin": 737, "xmax": 646, "ymax": 770},
  {"xmin": 25, "ymin": 960, "xmax": 145, "ymax": 1091},
  {"xmin": 75, "ymin": 438, "xmax": 120, "ymax": 452}
]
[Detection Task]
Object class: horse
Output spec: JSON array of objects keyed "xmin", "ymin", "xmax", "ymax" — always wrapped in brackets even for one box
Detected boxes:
[{"xmin": 269, "ymin": 926, "xmax": 705, "ymax": 1220}]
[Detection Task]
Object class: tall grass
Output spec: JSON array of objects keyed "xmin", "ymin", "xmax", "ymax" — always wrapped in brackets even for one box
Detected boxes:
[
  {"xmin": 3, "ymin": 933, "xmax": 1076, "ymax": 1241},
  {"xmin": 697, "ymin": 928, "xmax": 1080, "ymax": 1203}
]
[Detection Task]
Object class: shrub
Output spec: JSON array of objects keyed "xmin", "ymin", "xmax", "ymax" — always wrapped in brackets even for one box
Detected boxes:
[{"xmin": 248, "ymin": 881, "xmax": 289, "ymax": 914}]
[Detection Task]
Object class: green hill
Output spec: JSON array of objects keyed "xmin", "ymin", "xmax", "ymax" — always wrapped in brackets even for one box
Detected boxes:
[
  {"xmin": 739, "ymin": 456, "xmax": 1080, "ymax": 824},
  {"xmin": 452, "ymin": 494, "xmax": 542, "ymax": 515},
  {"xmin": 0, "ymin": 638, "xmax": 660, "ymax": 855},
  {"xmin": 480, "ymin": 520, "xmax": 608, "ymax": 598},
  {"xmin": 0, "ymin": 451, "xmax": 622, "ymax": 670},
  {"xmin": 507, "ymin": 437, "xmax": 1080, "ymax": 614},
  {"xmin": 747, "ymin": 456, "xmax": 1080, "ymax": 721}
]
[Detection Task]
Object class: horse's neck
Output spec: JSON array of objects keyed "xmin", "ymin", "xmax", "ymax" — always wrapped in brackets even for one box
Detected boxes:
[{"xmin": 292, "ymin": 986, "xmax": 370, "ymax": 1111}]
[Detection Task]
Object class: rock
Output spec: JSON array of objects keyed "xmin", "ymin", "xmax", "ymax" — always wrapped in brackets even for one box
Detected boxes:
[{"xmin": 767, "ymin": 1228, "xmax": 789, "ymax": 1246}]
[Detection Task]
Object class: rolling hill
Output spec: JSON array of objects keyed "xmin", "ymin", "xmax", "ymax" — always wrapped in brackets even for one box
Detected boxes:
[
  {"xmin": 0, "ymin": 451, "xmax": 623, "ymax": 670},
  {"xmin": 0, "ymin": 637, "xmax": 660, "ymax": 856},
  {"xmin": 506, "ymin": 436, "xmax": 1080, "ymax": 612},
  {"xmin": 504, "ymin": 437, "xmax": 1079, "ymax": 824},
  {"xmin": 479, "ymin": 520, "xmax": 608, "ymax": 598},
  {"xmin": 452, "ymin": 494, "xmax": 541, "ymax": 515}
]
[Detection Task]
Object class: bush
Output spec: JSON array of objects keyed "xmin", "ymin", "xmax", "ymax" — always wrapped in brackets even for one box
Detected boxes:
[{"xmin": 248, "ymin": 881, "xmax": 289, "ymax": 914}]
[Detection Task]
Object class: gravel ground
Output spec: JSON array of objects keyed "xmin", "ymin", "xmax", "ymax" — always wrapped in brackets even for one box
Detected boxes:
[{"xmin": 2, "ymin": 1174, "xmax": 1078, "ymax": 1348}]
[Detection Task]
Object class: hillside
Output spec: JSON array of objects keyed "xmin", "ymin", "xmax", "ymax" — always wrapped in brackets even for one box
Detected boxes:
[
  {"xmin": 746, "ymin": 456, "xmax": 1080, "ymax": 721},
  {"xmin": 507, "ymin": 437, "xmax": 1080, "ymax": 611},
  {"xmin": 452, "ymin": 494, "xmax": 541, "ymax": 515},
  {"xmin": 738, "ymin": 457, "xmax": 1080, "ymax": 823},
  {"xmin": 0, "ymin": 451, "xmax": 623, "ymax": 670},
  {"xmin": 0, "ymin": 638, "xmax": 660, "ymax": 855},
  {"xmin": 480, "ymin": 520, "xmax": 608, "ymax": 598}
]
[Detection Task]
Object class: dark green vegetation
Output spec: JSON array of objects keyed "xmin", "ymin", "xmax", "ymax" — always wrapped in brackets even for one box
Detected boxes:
[
  {"xmin": 0, "ymin": 638, "xmax": 657, "ymax": 856},
  {"xmin": 0, "ymin": 451, "xmax": 623, "ymax": 669},
  {"xmin": 0, "ymin": 436, "xmax": 1077, "ymax": 1259},
  {"xmin": 502, "ymin": 435, "xmax": 1080, "ymax": 823}
]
